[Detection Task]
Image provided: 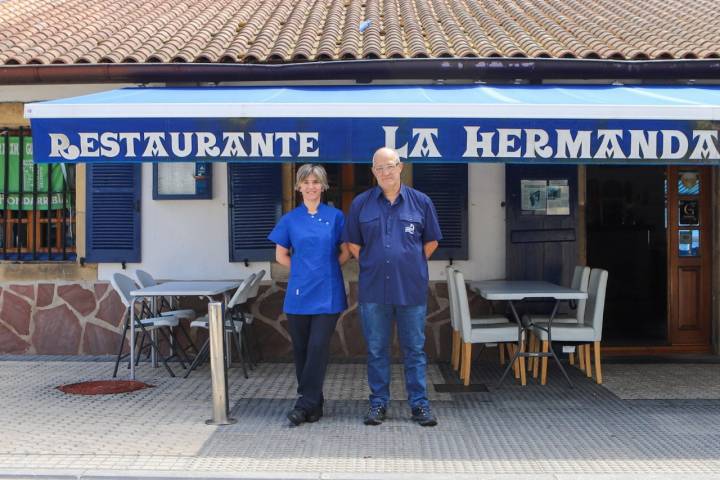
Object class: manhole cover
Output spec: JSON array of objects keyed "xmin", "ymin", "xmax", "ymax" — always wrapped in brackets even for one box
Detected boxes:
[{"xmin": 57, "ymin": 380, "xmax": 154, "ymax": 395}]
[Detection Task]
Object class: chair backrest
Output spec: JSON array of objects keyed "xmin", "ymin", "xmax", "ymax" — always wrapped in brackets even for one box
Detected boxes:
[
  {"xmin": 445, "ymin": 265, "xmax": 459, "ymax": 331},
  {"xmin": 135, "ymin": 269, "xmax": 157, "ymax": 288},
  {"xmin": 111, "ymin": 272, "xmax": 138, "ymax": 308},
  {"xmin": 584, "ymin": 268, "xmax": 609, "ymax": 340},
  {"xmin": 247, "ymin": 269, "xmax": 266, "ymax": 298},
  {"xmin": 571, "ymin": 265, "xmax": 591, "ymax": 321},
  {"xmin": 453, "ymin": 269, "xmax": 473, "ymax": 342},
  {"xmin": 227, "ymin": 273, "xmax": 257, "ymax": 309}
]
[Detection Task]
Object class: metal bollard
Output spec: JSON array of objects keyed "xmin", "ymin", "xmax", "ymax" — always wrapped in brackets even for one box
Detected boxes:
[{"xmin": 205, "ymin": 302, "xmax": 237, "ymax": 425}]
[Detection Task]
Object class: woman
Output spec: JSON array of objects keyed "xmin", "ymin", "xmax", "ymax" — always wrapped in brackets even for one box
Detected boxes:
[{"xmin": 268, "ymin": 164, "xmax": 349, "ymax": 426}]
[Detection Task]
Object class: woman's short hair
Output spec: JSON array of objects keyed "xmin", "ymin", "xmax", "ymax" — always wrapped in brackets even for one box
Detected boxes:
[{"xmin": 295, "ymin": 164, "xmax": 329, "ymax": 191}]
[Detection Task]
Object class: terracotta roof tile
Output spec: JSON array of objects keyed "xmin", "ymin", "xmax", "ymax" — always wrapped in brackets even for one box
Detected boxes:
[
  {"xmin": 195, "ymin": 0, "xmax": 257, "ymax": 62},
  {"xmin": 291, "ymin": 0, "xmax": 329, "ymax": 61},
  {"xmin": 2, "ymin": 0, "xmax": 720, "ymax": 65},
  {"xmin": 315, "ymin": 0, "xmax": 345, "ymax": 60},
  {"xmin": 268, "ymin": 0, "xmax": 314, "ymax": 62},
  {"xmin": 221, "ymin": 0, "xmax": 280, "ymax": 62},
  {"xmin": 337, "ymin": 0, "xmax": 363, "ymax": 60},
  {"xmin": 245, "ymin": 0, "xmax": 295, "ymax": 62},
  {"xmin": 399, "ymin": 0, "xmax": 429, "ymax": 58},
  {"xmin": 380, "ymin": 0, "xmax": 404, "ymax": 58}
]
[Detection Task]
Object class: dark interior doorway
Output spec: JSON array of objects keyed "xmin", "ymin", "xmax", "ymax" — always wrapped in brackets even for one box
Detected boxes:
[{"xmin": 586, "ymin": 166, "xmax": 667, "ymax": 345}]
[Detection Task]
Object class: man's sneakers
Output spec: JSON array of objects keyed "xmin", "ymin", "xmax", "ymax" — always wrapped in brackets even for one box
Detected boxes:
[
  {"xmin": 363, "ymin": 404, "xmax": 438, "ymax": 427},
  {"xmin": 363, "ymin": 405, "xmax": 387, "ymax": 425},
  {"xmin": 411, "ymin": 405, "xmax": 438, "ymax": 427}
]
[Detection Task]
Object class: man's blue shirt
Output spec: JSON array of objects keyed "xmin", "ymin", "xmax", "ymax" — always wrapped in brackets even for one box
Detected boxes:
[
  {"xmin": 343, "ymin": 184, "xmax": 442, "ymax": 306},
  {"xmin": 268, "ymin": 203, "xmax": 347, "ymax": 315}
]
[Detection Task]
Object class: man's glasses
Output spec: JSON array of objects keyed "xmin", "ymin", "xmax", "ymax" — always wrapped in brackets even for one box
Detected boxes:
[{"xmin": 373, "ymin": 162, "xmax": 399, "ymax": 174}]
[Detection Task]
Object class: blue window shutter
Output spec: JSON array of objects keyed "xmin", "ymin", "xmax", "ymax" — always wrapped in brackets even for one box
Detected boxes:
[
  {"xmin": 228, "ymin": 163, "xmax": 282, "ymax": 262},
  {"xmin": 413, "ymin": 163, "xmax": 468, "ymax": 260},
  {"xmin": 85, "ymin": 164, "xmax": 141, "ymax": 263}
]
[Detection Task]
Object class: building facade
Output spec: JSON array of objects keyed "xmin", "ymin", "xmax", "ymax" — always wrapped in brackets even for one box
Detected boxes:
[{"xmin": 1, "ymin": 0, "xmax": 719, "ymax": 360}]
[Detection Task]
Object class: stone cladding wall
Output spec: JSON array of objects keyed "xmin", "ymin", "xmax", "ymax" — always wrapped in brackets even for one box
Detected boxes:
[
  {"xmin": 0, "ymin": 282, "xmax": 126, "ymax": 355},
  {"xmin": 0, "ymin": 281, "xmax": 497, "ymax": 359}
]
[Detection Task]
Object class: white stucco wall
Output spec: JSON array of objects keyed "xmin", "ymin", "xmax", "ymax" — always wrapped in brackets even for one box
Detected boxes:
[
  {"xmin": 0, "ymin": 84, "xmax": 136, "ymax": 102},
  {"xmin": 98, "ymin": 163, "xmax": 505, "ymax": 283},
  {"xmin": 428, "ymin": 163, "xmax": 506, "ymax": 282},
  {"xmin": 97, "ymin": 163, "xmax": 268, "ymax": 281}
]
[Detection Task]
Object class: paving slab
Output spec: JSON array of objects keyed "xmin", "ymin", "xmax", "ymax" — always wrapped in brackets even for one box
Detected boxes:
[{"xmin": 0, "ymin": 356, "xmax": 719, "ymax": 478}]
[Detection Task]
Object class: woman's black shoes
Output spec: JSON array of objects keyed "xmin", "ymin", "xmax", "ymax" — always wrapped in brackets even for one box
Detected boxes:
[
  {"xmin": 306, "ymin": 405, "xmax": 323, "ymax": 423},
  {"xmin": 288, "ymin": 405, "xmax": 323, "ymax": 425},
  {"xmin": 287, "ymin": 408, "xmax": 307, "ymax": 426}
]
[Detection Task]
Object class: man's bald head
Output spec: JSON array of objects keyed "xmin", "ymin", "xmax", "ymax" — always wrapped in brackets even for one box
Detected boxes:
[
  {"xmin": 371, "ymin": 147, "xmax": 403, "ymax": 195},
  {"xmin": 372, "ymin": 147, "xmax": 400, "ymax": 166}
]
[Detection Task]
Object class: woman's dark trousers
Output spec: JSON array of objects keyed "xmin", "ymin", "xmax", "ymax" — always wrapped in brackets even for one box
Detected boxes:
[{"xmin": 286, "ymin": 313, "xmax": 339, "ymax": 413}]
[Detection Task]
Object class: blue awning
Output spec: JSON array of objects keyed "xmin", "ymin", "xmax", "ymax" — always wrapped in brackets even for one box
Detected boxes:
[{"xmin": 24, "ymin": 85, "xmax": 720, "ymax": 164}]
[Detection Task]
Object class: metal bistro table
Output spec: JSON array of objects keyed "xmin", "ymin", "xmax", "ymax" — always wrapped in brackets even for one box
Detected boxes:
[
  {"xmin": 128, "ymin": 281, "xmax": 240, "ymax": 380},
  {"xmin": 470, "ymin": 280, "xmax": 587, "ymax": 388}
]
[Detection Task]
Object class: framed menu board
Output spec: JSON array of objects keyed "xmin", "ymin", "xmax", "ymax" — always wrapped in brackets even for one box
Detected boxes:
[{"xmin": 153, "ymin": 162, "xmax": 212, "ymax": 200}]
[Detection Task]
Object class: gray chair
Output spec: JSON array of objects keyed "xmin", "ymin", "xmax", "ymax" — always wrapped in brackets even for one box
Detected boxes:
[
  {"xmin": 528, "ymin": 265, "xmax": 591, "ymax": 325},
  {"xmin": 446, "ymin": 265, "xmax": 509, "ymax": 374},
  {"xmin": 110, "ymin": 272, "xmax": 181, "ymax": 378},
  {"xmin": 454, "ymin": 269, "xmax": 523, "ymax": 386},
  {"xmin": 530, "ymin": 268, "xmax": 608, "ymax": 385},
  {"xmin": 526, "ymin": 265, "xmax": 590, "ymax": 371},
  {"xmin": 185, "ymin": 273, "xmax": 257, "ymax": 378}
]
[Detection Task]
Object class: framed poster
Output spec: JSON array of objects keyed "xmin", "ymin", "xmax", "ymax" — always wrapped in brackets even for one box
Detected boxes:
[
  {"xmin": 547, "ymin": 179, "xmax": 570, "ymax": 215},
  {"xmin": 521, "ymin": 180, "xmax": 547, "ymax": 213},
  {"xmin": 678, "ymin": 229, "xmax": 700, "ymax": 256},
  {"xmin": 521, "ymin": 179, "xmax": 570, "ymax": 215},
  {"xmin": 679, "ymin": 200, "xmax": 699, "ymax": 226}
]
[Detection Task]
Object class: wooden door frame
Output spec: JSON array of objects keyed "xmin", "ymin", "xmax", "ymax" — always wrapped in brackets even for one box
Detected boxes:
[{"xmin": 667, "ymin": 166, "xmax": 712, "ymax": 347}]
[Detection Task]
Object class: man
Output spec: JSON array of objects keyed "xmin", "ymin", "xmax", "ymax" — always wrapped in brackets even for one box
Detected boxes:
[{"xmin": 343, "ymin": 147, "xmax": 442, "ymax": 427}]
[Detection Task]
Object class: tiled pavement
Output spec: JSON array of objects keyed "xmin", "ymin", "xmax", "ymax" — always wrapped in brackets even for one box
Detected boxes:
[{"xmin": 1, "ymin": 354, "xmax": 720, "ymax": 479}]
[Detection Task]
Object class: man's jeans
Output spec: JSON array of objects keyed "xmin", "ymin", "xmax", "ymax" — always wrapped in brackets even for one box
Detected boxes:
[{"xmin": 359, "ymin": 302, "xmax": 429, "ymax": 409}]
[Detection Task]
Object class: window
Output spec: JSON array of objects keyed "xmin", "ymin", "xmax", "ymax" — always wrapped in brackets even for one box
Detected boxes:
[
  {"xmin": 292, "ymin": 164, "xmax": 375, "ymax": 213},
  {"xmin": 0, "ymin": 128, "xmax": 76, "ymax": 261},
  {"xmin": 289, "ymin": 162, "xmax": 469, "ymax": 260}
]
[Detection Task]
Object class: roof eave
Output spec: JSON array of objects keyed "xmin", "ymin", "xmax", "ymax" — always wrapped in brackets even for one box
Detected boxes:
[{"xmin": 3, "ymin": 58, "xmax": 720, "ymax": 85}]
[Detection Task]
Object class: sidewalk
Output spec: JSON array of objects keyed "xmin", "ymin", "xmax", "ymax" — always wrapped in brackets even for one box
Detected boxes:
[{"xmin": 1, "ymin": 354, "xmax": 720, "ymax": 480}]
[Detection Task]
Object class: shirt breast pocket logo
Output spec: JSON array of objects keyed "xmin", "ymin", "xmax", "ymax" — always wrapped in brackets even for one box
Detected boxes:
[{"xmin": 401, "ymin": 216, "xmax": 423, "ymax": 237}]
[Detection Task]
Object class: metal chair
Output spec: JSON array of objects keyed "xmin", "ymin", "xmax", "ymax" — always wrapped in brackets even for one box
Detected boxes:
[
  {"xmin": 134, "ymin": 269, "xmax": 197, "ymax": 358},
  {"xmin": 110, "ymin": 272, "xmax": 182, "ymax": 378},
  {"xmin": 530, "ymin": 268, "xmax": 608, "ymax": 385},
  {"xmin": 454, "ymin": 269, "xmax": 523, "ymax": 386},
  {"xmin": 237, "ymin": 269, "xmax": 266, "ymax": 366},
  {"xmin": 185, "ymin": 273, "xmax": 257, "ymax": 378},
  {"xmin": 134, "ymin": 269, "xmax": 198, "ymax": 322}
]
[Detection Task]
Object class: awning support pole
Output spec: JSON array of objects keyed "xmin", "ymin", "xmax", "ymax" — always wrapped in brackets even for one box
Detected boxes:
[{"xmin": 205, "ymin": 301, "xmax": 237, "ymax": 426}]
